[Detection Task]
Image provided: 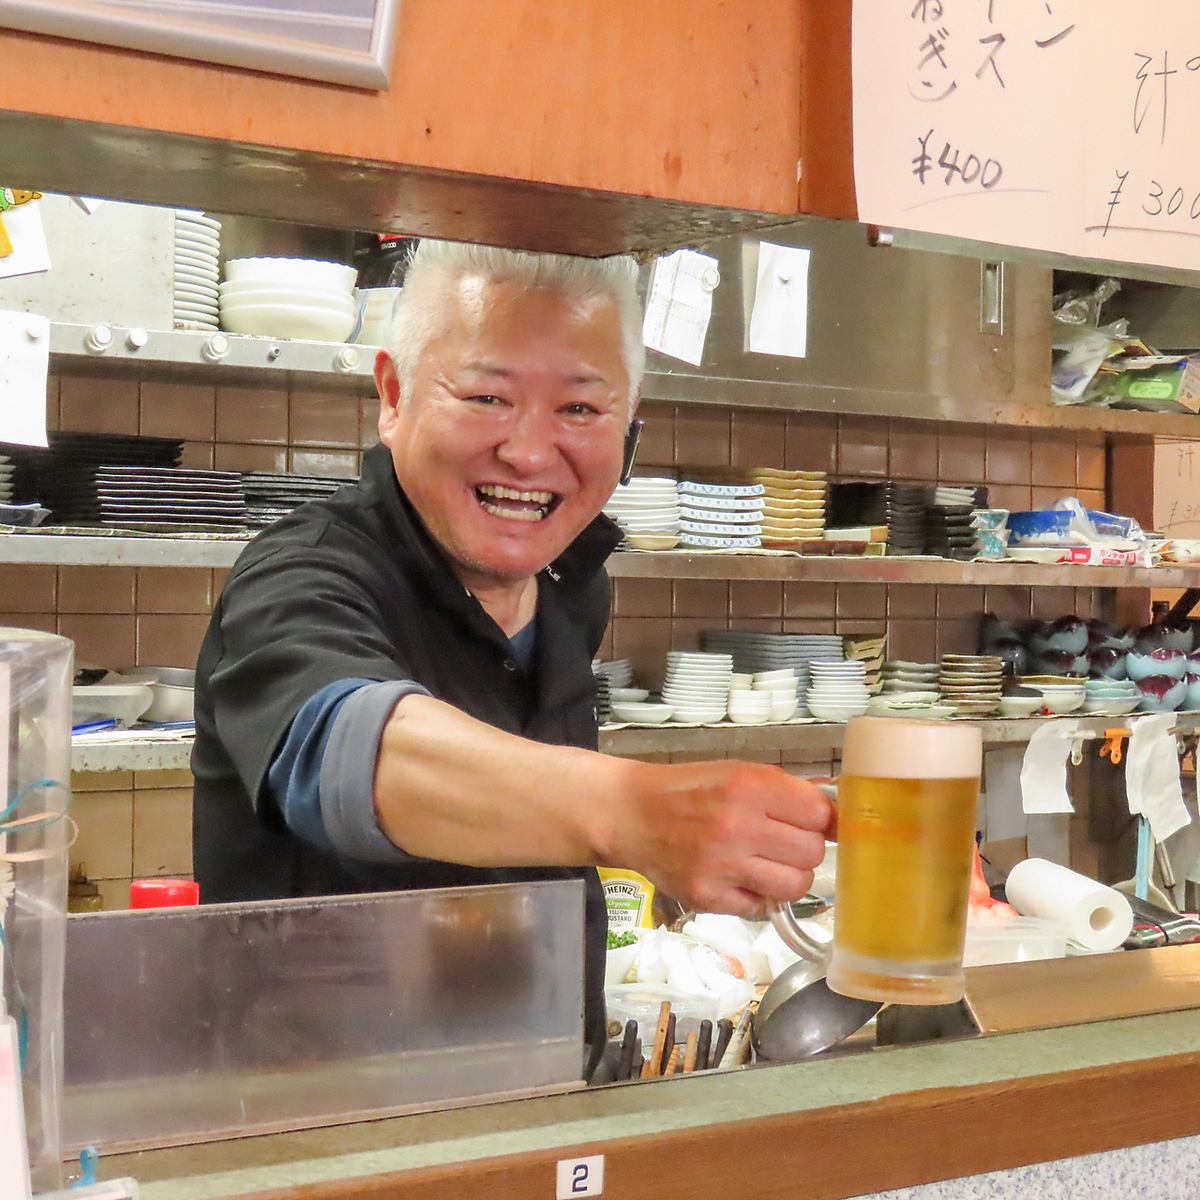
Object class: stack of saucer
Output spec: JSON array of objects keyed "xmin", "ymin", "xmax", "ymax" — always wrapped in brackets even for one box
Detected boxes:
[
  {"xmin": 881, "ymin": 660, "xmax": 941, "ymax": 695},
  {"xmin": 661, "ymin": 651, "xmax": 733, "ymax": 722},
  {"xmin": 603, "ymin": 478, "xmax": 681, "ymax": 550},
  {"xmin": 932, "ymin": 485, "xmax": 982, "ymax": 508},
  {"xmin": 0, "ymin": 455, "xmax": 13, "ymax": 504},
  {"xmin": 173, "ymin": 210, "xmax": 221, "ymax": 331},
  {"xmin": 828, "ymin": 482, "xmax": 927, "ymax": 555},
  {"xmin": 806, "ymin": 659, "xmax": 870, "ymax": 722},
  {"xmin": 883, "ymin": 484, "xmax": 930, "ymax": 555},
  {"xmin": 677, "ymin": 481, "xmax": 764, "ymax": 549},
  {"xmin": 749, "ymin": 468, "xmax": 827, "ymax": 548},
  {"xmin": 844, "ymin": 633, "xmax": 887, "ymax": 694},
  {"xmin": 925, "ymin": 506, "xmax": 978, "ymax": 560},
  {"xmin": 938, "ymin": 654, "xmax": 1003, "ymax": 715},
  {"xmin": 593, "ymin": 658, "xmax": 634, "ymax": 689},
  {"xmin": 1082, "ymin": 678, "xmax": 1140, "ymax": 716},
  {"xmin": 593, "ymin": 669, "xmax": 613, "ymax": 723}
]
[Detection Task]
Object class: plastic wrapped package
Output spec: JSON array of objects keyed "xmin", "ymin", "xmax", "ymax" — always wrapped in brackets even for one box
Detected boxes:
[{"xmin": 0, "ymin": 630, "xmax": 72, "ymax": 1194}]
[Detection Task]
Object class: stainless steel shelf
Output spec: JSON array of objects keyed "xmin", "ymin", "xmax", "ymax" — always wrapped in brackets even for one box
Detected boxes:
[
  {"xmin": 0, "ymin": 534, "xmax": 246, "ymax": 568},
  {"xmin": 48, "ymin": 321, "xmax": 380, "ymax": 392},
  {"xmin": 607, "ymin": 551, "xmax": 1198, "ymax": 589},
  {"xmin": 71, "ymin": 735, "xmax": 194, "ymax": 773},
  {"xmin": 600, "ymin": 714, "xmax": 1171, "ymax": 757}
]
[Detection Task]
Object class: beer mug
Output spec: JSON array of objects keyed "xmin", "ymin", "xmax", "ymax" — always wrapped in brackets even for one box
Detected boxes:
[{"xmin": 772, "ymin": 717, "xmax": 982, "ymax": 1006}]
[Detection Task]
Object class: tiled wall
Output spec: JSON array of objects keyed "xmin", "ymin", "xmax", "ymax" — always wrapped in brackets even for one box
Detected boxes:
[
  {"xmin": 9, "ymin": 369, "xmax": 378, "ymax": 906},
  {"xmin": 10, "ymin": 386, "xmax": 1108, "ymax": 901}
]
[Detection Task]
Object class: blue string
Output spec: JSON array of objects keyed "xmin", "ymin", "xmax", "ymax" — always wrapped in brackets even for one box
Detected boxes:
[
  {"xmin": 0, "ymin": 778, "xmax": 63, "ymax": 825},
  {"xmin": 71, "ymin": 1146, "xmax": 98, "ymax": 1189}
]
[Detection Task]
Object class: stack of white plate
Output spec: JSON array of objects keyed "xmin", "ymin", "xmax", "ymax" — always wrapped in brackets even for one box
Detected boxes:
[
  {"xmin": 939, "ymin": 654, "xmax": 1003, "ymax": 716},
  {"xmin": 220, "ymin": 257, "xmax": 358, "ymax": 342},
  {"xmin": 931, "ymin": 485, "xmax": 979, "ymax": 508},
  {"xmin": 593, "ymin": 658, "xmax": 634, "ymax": 689},
  {"xmin": 806, "ymin": 659, "xmax": 870, "ymax": 722},
  {"xmin": 844, "ymin": 633, "xmax": 887, "ymax": 695},
  {"xmin": 751, "ymin": 468, "xmax": 828, "ymax": 547},
  {"xmin": 677, "ymin": 481, "xmax": 764, "ymax": 549},
  {"xmin": 661, "ymin": 652, "xmax": 733, "ymax": 723},
  {"xmin": 173, "ymin": 210, "xmax": 221, "ymax": 331},
  {"xmin": 881, "ymin": 660, "xmax": 941, "ymax": 694},
  {"xmin": 604, "ymin": 477, "xmax": 681, "ymax": 551}
]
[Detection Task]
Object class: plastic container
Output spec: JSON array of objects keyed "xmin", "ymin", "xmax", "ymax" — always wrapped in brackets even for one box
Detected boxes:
[
  {"xmin": 129, "ymin": 878, "xmax": 199, "ymax": 909},
  {"xmin": 605, "ymin": 984, "xmax": 722, "ymax": 1047},
  {"xmin": 962, "ymin": 916, "xmax": 1067, "ymax": 967}
]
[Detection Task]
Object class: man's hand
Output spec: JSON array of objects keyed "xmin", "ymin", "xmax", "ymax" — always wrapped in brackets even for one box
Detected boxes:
[{"xmin": 605, "ymin": 760, "xmax": 834, "ymax": 917}]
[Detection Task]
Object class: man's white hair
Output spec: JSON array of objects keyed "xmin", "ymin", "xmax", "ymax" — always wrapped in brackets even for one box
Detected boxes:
[{"xmin": 385, "ymin": 239, "xmax": 645, "ymax": 410}]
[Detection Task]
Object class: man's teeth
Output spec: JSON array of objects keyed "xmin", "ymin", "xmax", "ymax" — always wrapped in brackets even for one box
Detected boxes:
[
  {"xmin": 476, "ymin": 484, "xmax": 556, "ymax": 522},
  {"xmin": 478, "ymin": 485, "xmax": 555, "ymax": 503}
]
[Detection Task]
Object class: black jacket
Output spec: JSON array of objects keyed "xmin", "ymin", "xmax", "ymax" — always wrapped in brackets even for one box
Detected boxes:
[{"xmin": 192, "ymin": 442, "xmax": 620, "ymax": 1048}]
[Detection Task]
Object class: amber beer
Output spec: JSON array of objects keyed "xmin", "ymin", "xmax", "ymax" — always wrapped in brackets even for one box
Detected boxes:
[{"xmin": 826, "ymin": 718, "xmax": 982, "ymax": 1006}]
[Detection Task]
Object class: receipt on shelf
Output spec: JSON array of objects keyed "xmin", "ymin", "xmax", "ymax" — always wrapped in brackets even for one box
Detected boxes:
[{"xmin": 0, "ymin": 309, "xmax": 49, "ymax": 447}]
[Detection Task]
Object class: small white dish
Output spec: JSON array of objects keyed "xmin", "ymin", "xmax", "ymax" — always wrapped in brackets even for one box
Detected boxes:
[
  {"xmin": 609, "ymin": 687, "xmax": 650, "ymax": 703},
  {"xmin": 623, "ymin": 533, "xmax": 679, "ymax": 550},
  {"xmin": 611, "ymin": 702, "xmax": 674, "ymax": 724}
]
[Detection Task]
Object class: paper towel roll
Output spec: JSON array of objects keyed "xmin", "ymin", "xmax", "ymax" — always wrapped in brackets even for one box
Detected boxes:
[{"xmin": 1005, "ymin": 858, "xmax": 1133, "ymax": 953}]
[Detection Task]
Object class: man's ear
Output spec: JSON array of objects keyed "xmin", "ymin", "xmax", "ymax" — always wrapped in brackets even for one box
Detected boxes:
[{"xmin": 375, "ymin": 350, "xmax": 402, "ymax": 443}]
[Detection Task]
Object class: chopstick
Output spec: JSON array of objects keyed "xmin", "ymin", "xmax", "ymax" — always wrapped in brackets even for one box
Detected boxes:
[
  {"xmin": 616, "ymin": 1019, "xmax": 638, "ymax": 1082},
  {"xmin": 641, "ymin": 1001, "xmax": 672, "ymax": 1079},
  {"xmin": 683, "ymin": 1031, "xmax": 699, "ymax": 1073},
  {"xmin": 710, "ymin": 1018, "xmax": 734, "ymax": 1070},
  {"xmin": 663, "ymin": 1044, "xmax": 683, "ymax": 1076},
  {"xmin": 718, "ymin": 1010, "xmax": 752, "ymax": 1070},
  {"xmin": 695, "ymin": 1019, "xmax": 713, "ymax": 1072},
  {"xmin": 660, "ymin": 1012, "xmax": 677, "ymax": 1075}
]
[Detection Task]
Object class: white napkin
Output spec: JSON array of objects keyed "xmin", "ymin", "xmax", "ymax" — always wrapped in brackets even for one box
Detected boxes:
[
  {"xmin": 1125, "ymin": 713, "xmax": 1192, "ymax": 843},
  {"xmin": 1020, "ymin": 719, "xmax": 1083, "ymax": 814}
]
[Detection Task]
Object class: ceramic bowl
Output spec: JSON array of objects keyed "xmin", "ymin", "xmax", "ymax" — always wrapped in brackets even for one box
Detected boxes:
[
  {"xmin": 1041, "ymin": 616, "xmax": 1089, "ymax": 655},
  {"xmin": 1185, "ymin": 678, "xmax": 1200, "ymax": 710},
  {"xmin": 1034, "ymin": 650, "xmax": 1089, "ymax": 677},
  {"xmin": 1026, "ymin": 687, "xmax": 1085, "ymax": 715},
  {"xmin": 768, "ymin": 700, "xmax": 798, "ymax": 721},
  {"xmin": 1126, "ymin": 647, "xmax": 1186, "ymax": 682},
  {"xmin": 623, "ymin": 533, "xmax": 679, "ymax": 551},
  {"xmin": 1082, "ymin": 697, "xmax": 1141, "ymax": 716},
  {"xmin": 807, "ymin": 699, "xmax": 870, "ymax": 722},
  {"xmin": 611, "ymin": 702, "xmax": 674, "ymax": 724},
  {"xmin": 997, "ymin": 695, "xmax": 1044, "ymax": 717},
  {"xmin": 752, "ymin": 669, "xmax": 797, "ymax": 685},
  {"xmin": 1136, "ymin": 675, "xmax": 1187, "ymax": 712},
  {"xmin": 609, "ymin": 688, "xmax": 650, "ymax": 703},
  {"xmin": 1088, "ymin": 647, "xmax": 1128, "ymax": 680}
]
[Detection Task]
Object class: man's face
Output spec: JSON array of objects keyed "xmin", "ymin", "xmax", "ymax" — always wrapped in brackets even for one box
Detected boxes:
[{"xmin": 377, "ymin": 274, "xmax": 631, "ymax": 587}]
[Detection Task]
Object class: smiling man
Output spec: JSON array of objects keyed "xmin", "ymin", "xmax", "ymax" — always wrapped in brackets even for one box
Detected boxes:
[{"xmin": 192, "ymin": 240, "xmax": 832, "ymax": 1061}]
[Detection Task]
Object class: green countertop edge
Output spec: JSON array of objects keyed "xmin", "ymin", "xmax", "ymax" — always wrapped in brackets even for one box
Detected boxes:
[{"xmin": 101, "ymin": 1008, "xmax": 1200, "ymax": 1200}]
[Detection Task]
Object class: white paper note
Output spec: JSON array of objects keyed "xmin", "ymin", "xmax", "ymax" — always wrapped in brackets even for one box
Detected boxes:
[
  {"xmin": 0, "ymin": 311, "xmax": 50, "ymax": 448},
  {"xmin": 73, "ymin": 196, "xmax": 106, "ymax": 215},
  {"xmin": 0, "ymin": 201, "xmax": 51, "ymax": 280},
  {"xmin": 747, "ymin": 241, "xmax": 810, "ymax": 359},
  {"xmin": 641, "ymin": 249, "xmax": 719, "ymax": 367},
  {"xmin": 1020, "ymin": 719, "xmax": 1083, "ymax": 814},
  {"xmin": 1125, "ymin": 712, "xmax": 1192, "ymax": 843}
]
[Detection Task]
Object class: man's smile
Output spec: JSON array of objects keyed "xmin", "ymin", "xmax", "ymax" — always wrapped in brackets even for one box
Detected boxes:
[{"xmin": 474, "ymin": 483, "xmax": 563, "ymax": 522}]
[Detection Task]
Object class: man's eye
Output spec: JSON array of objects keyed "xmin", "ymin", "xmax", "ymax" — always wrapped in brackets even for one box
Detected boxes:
[
  {"xmin": 562, "ymin": 403, "xmax": 599, "ymax": 417},
  {"xmin": 467, "ymin": 394, "xmax": 504, "ymax": 406}
]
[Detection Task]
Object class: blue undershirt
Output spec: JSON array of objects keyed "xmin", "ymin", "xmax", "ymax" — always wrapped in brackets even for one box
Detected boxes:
[{"xmin": 265, "ymin": 617, "xmax": 539, "ymax": 858}]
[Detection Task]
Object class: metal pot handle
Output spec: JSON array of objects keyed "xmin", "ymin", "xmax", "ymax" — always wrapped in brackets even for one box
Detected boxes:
[{"xmin": 769, "ymin": 781, "xmax": 838, "ymax": 964}]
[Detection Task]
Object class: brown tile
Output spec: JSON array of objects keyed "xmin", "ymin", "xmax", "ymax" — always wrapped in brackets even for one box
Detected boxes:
[
  {"xmin": 610, "ymin": 616, "xmax": 672, "ymax": 688},
  {"xmin": 784, "ymin": 581, "xmax": 836, "ymax": 620},
  {"xmin": 212, "ymin": 568, "xmax": 232, "ymax": 601},
  {"xmin": 887, "ymin": 423, "xmax": 939, "ymax": 481},
  {"xmin": 785, "ymin": 414, "xmax": 837, "ymax": 474},
  {"xmin": 728, "ymin": 617, "xmax": 783, "ymax": 633},
  {"xmin": 1073, "ymin": 588, "xmax": 1095, "ymax": 620},
  {"xmin": 887, "ymin": 584, "xmax": 936, "ymax": 618},
  {"xmin": 179, "ymin": 441, "xmax": 216, "ymax": 470},
  {"xmin": 985, "ymin": 430, "xmax": 1032, "ymax": 485},
  {"xmin": 937, "ymin": 429, "xmax": 986, "ymax": 484},
  {"xmin": 45, "ymin": 372, "xmax": 61, "ymax": 431},
  {"xmin": 886, "ymin": 619, "xmax": 937, "ymax": 661},
  {"xmin": 1030, "ymin": 587, "xmax": 1077, "ymax": 619},
  {"xmin": 836, "ymin": 583, "xmax": 886, "ymax": 619},
  {"xmin": 730, "ymin": 411, "xmax": 787, "ymax": 469},
  {"xmin": 836, "ymin": 618, "xmax": 887, "ymax": 638},
  {"xmin": 1076, "ymin": 435, "xmax": 1106, "ymax": 491},
  {"xmin": 612, "ymin": 577, "xmax": 672, "ymax": 618},
  {"xmin": 215, "ymin": 386, "xmax": 289, "ymax": 443},
  {"xmin": 672, "ymin": 579, "xmax": 729, "ymax": 619},
  {"xmin": 290, "ymin": 390, "xmax": 361, "ymax": 448},
  {"xmin": 634, "ymin": 402, "xmax": 675, "ymax": 468},
  {"xmin": 72, "ymin": 770, "xmax": 134, "ymax": 793},
  {"xmin": 838, "ymin": 417, "xmax": 888, "ymax": 478},
  {"xmin": 987, "ymin": 484, "xmax": 1031, "ymax": 512},
  {"xmin": 936, "ymin": 586, "xmax": 985, "ymax": 619},
  {"xmin": 133, "ymin": 787, "xmax": 194, "ymax": 877},
  {"xmin": 71, "ymin": 791, "xmax": 134, "ymax": 879},
  {"xmin": 1076, "ymin": 489, "xmax": 1106, "ymax": 511},
  {"xmin": 136, "ymin": 567, "xmax": 213, "ymax": 614},
  {"xmin": 729, "ymin": 580, "xmax": 783, "ymax": 619},
  {"xmin": 134, "ymin": 768, "xmax": 193, "ymax": 788},
  {"xmin": 782, "ymin": 618, "xmax": 837, "ymax": 634},
  {"xmin": 58, "ymin": 566, "xmax": 135, "ymax": 614},
  {"xmin": 1030, "ymin": 433, "xmax": 1078, "ymax": 490},
  {"xmin": 0, "ymin": 613, "xmax": 56, "ymax": 635},
  {"xmin": 669, "ymin": 617, "xmax": 713, "ymax": 652},
  {"xmin": 1031, "ymin": 485, "xmax": 1072, "ymax": 509},
  {"xmin": 139, "ymin": 380, "xmax": 217, "ymax": 442},
  {"xmin": 289, "ymin": 449, "xmax": 360, "ymax": 477},
  {"xmin": 984, "ymin": 586, "xmax": 1031, "ymax": 621},
  {"xmin": 59, "ymin": 375, "xmax": 139, "ymax": 434},
  {"xmin": 214, "ymin": 442, "xmax": 288, "ymax": 473},
  {"xmin": 136, "ymin": 614, "xmax": 211, "ymax": 668},
  {"xmin": 0, "ymin": 565, "xmax": 56, "ymax": 612},
  {"xmin": 936, "ymin": 618, "xmax": 978, "ymax": 656},
  {"xmin": 58, "ymin": 613, "xmax": 135, "ymax": 666},
  {"xmin": 97, "ymin": 879, "xmax": 133, "ymax": 910},
  {"xmin": 360, "ymin": 394, "xmax": 382, "ymax": 450},
  {"xmin": 674, "ymin": 407, "xmax": 730, "ymax": 469}
]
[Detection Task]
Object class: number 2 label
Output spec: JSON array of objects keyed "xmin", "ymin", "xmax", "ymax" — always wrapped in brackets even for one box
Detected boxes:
[{"xmin": 556, "ymin": 1154, "xmax": 605, "ymax": 1198}]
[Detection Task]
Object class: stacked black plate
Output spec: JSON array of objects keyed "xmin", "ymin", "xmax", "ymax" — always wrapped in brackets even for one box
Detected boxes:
[
  {"xmin": 241, "ymin": 472, "xmax": 350, "ymax": 531},
  {"xmin": 593, "ymin": 670, "xmax": 612, "ymax": 723},
  {"xmin": 924, "ymin": 506, "xmax": 977, "ymax": 559},
  {"xmin": 827, "ymin": 481, "xmax": 928, "ymax": 554},
  {"xmin": 94, "ymin": 466, "xmax": 247, "ymax": 532},
  {"xmin": 3, "ymin": 432, "xmax": 185, "ymax": 524}
]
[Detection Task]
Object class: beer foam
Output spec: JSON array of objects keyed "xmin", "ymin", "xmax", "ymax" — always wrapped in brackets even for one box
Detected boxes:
[{"xmin": 841, "ymin": 717, "xmax": 981, "ymax": 779}]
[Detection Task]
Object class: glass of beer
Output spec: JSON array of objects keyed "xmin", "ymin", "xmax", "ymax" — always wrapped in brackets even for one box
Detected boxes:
[{"xmin": 825, "ymin": 716, "xmax": 982, "ymax": 1006}]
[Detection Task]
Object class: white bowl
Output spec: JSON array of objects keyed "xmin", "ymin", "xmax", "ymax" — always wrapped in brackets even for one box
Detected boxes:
[
  {"xmin": 996, "ymin": 695, "xmax": 1044, "ymax": 717},
  {"xmin": 1033, "ymin": 691, "xmax": 1085, "ymax": 715},
  {"xmin": 611, "ymin": 702, "xmax": 674, "ymax": 724},
  {"xmin": 729, "ymin": 673, "xmax": 754, "ymax": 688},
  {"xmin": 728, "ymin": 695, "xmax": 772, "ymax": 713},
  {"xmin": 225, "ymin": 256, "xmax": 357, "ymax": 292},
  {"xmin": 670, "ymin": 708, "xmax": 727, "ymax": 723},
  {"xmin": 220, "ymin": 281, "xmax": 357, "ymax": 313},
  {"xmin": 807, "ymin": 699, "xmax": 870, "ymax": 722},
  {"xmin": 624, "ymin": 534, "xmax": 678, "ymax": 550},
  {"xmin": 220, "ymin": 301, "xmax": 356, "ymax": 342},
  {"xmin": 769, "ymin": 701, "xmax": 798, "ymax": 721},
  {"xmin": 609, "ymin": 687, "xmax": 649, "ymax": 703},
  {"xmin": 753, "ymin": 669, "xmax": 797, "ymax": 684}
]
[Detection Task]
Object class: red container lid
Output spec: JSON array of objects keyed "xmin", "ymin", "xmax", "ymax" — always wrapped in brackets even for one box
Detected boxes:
[{"xmin": 129, "ymin": 878, "xmax": 200, "ymax": 909}]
